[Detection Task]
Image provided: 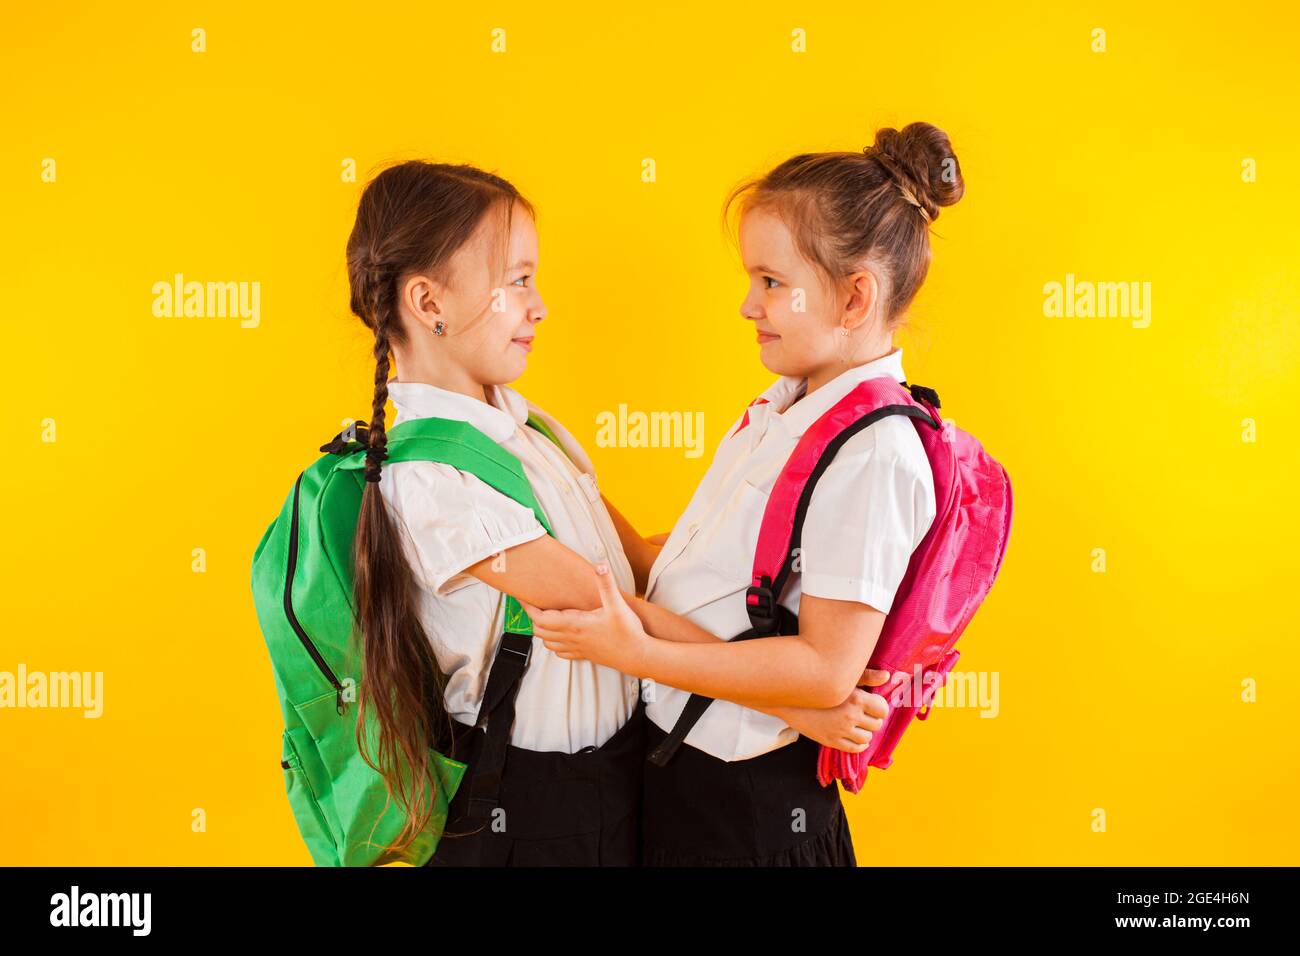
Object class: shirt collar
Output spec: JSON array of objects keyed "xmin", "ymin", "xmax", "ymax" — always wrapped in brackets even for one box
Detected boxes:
[
  {"xmin": 759, "ymin": 347, "xmax": 908, "ymax": 439},
  {"xmin": 387, "ymin": 380, "xmax": 527, "ymax": 443}
]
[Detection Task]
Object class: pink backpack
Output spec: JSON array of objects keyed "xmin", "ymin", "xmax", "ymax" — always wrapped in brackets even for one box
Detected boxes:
[{"xmin": 646, "ymin": 378, "xmax": 1013, "ymax": 793}]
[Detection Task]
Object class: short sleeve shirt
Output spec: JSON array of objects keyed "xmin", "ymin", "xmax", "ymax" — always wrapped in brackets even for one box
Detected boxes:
[
  {"xmin": 378, "ymin": 381, "xmax": 641, "ymax": 754},
  {"xmin": 643, "ymin": 348, "xmax": 937, "ymax": 761}
]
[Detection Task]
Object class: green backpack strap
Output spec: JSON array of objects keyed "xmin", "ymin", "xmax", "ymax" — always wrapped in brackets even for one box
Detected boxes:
[
  {"xmin": 524, "ymin": 410, "xmax": 565, "ymax": 451},
  {"xmin": 336, "ymin": 416, "xmax": 552, "ymax": 636}
]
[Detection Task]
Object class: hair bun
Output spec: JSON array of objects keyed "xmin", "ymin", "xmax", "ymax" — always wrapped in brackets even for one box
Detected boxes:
[{"xmin": 866, "ymin": 122, "xmax": 964, "ymax": 222}]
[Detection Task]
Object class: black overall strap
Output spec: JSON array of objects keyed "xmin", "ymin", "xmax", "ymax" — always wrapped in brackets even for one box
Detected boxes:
[
  {"xmin": 647, "ymin": 399, "xmax": 940, "ymax": 768},
  {"xmin": 462, "ymin": 630, "xmax": 533, "ymax": 822},
  {"xmin": 646, "ymin": 605, "xmax": 798, "ymax": 766}
]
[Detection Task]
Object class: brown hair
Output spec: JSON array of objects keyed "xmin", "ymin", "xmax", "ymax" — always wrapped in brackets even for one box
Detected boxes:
[
  {"xmin": 346, "ymin": 160, "xmax": 534, "ymax": 853},
  {"xmin": 724, "ymin": 122, "xmax": 964, "ymax": 328}
]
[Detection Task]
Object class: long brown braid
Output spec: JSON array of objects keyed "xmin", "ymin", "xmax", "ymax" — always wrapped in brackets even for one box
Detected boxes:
[{"xmin": 345, "ymin": 160, "xmax": 534, "ymax": 854}]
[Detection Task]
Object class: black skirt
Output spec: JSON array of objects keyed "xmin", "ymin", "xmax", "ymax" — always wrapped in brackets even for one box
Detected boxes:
[
  {"xmin": 426, "ymin": 701, "xmax": 646, "ymax": 867},
  {"xmin": 642, "ymin": 717, "xmax": 856, "ymax": 867}
]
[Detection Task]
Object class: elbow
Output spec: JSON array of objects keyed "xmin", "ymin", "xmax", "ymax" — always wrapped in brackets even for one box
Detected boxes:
[
  {"xmin": 816, "ymin": 665, "xmax": 862, "ymax": 709},
  {"xmin": 800, "ymin": 677, "xmax": 854, "ymax": 710},
  {"xmin": 783, "ymin": 652, "xmax": 860, "ymax": 708},
  {"xmin": 808, "ymin": 686, "xmax": 846, "ymax": 709}
]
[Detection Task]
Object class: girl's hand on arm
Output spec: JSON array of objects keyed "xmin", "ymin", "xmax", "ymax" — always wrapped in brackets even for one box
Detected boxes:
[
  {"xmin": 748, "ymin": 669, "xmax": 892, "ymax": 750},
  {"xmin": 529, "ymin": 573, "xmax": 887, "ymax": 711},
  {"xmin": 519, "ymin": 563, "xmax": 653, "ymax": 675},
  {"xmin": 612, "ymin": 590, "xmax": 887, "ymax": 709},
  {"xmin": 759, "ymin": 690, "xmax": 883, "ymax": 751},
  {"xmin": 622, "ymin": 597, "xmax": 896, "ymax": 744},
  {"xmin": 624, "ymin": 595, "xmax": 897, "ymax": 742}
]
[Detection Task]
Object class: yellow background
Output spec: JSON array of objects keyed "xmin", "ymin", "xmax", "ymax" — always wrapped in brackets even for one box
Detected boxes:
[{"xmin": 2, "ymin": 1, "xmax": 1296, "ymax": 865}]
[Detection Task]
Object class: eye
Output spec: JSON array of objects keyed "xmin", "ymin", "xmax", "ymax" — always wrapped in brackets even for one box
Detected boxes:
[
  {"xmin": 512, "ymin": 274, "xmax": 532, "ymax": 287},
  {"xmin": 763, "ymin": 276, "xmax": 779, "ymax": 289}
]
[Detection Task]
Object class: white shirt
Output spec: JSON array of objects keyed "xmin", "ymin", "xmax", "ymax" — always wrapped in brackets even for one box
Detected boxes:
[
  {"xmin": 644, "ymin": 348, "xmax": 937, "ymax": 761},
  {"xmin": 377, "ymin": 380, "xmax": 641, "ymax": 753}
]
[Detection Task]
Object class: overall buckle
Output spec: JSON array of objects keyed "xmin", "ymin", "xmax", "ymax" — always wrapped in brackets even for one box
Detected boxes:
[{"xmin": 745, "ymin": 576, "xmax": 777, "ymax": 631}]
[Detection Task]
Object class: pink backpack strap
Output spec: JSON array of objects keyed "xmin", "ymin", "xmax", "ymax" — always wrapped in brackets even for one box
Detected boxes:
[
  {"xmin": 744, "ymin": 377, "xmax": 941, "ymax": 633},
  {"xmin": 646, "ymin": 376, "xmax": 942, "ymax": 769}
]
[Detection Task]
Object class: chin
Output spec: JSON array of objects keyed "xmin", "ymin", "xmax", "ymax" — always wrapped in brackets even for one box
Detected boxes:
[
  {"xmin": 502, "ymin": 355, "xmax": 530, "ymax": 381},
  {"xmin": 479, "ymin": 358, "xmax": 526, "ymax": 387},
  {"xmin": 757, "ymin": 343, "xmax": 792, "ymax": 375},
  {"xmin": 759, "ymin": 348, "xmax": 814, "ymax": 380}
]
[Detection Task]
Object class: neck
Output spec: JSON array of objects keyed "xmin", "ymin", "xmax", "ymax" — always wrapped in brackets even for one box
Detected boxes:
[
  {"xmin": 390, "ymin": 347, "xmax": 487, "ymax": 403},
  {"xmin": 804, "ymin": 336, "xmax": 895, "ymax": 397}
]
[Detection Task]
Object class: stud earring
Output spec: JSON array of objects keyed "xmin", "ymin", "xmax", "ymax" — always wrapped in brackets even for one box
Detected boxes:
[
  {"xmin": 432, "ymin": 320, "xmax": 446, "ymax": 336},
  {"xmin": 839, "ymin": 326, "xmax": 850, "ymax": 337}
]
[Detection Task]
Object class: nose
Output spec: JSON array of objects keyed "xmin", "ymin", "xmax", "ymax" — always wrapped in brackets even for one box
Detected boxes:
[
  {"xmin": 740, "ymin": 290, "xmax": 762, "ymax": 321},
  {"xmin": 530, "ymin": 292, "xmax": 546, "ymax": 323}
]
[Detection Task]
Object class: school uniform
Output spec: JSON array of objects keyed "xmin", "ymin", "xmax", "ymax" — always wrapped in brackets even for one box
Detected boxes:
[
  {"xmin": 641, "ymin": 348, "xmax": 937, "ymax": 866},
  {"xmin": 376, "ymin": 380, "xmax": 645, "ymax": 866}
]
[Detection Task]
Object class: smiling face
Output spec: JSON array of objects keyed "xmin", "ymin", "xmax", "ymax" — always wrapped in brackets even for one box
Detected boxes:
[
  {"xmin": 737, "ymin": 206, "xmax": 849, "ymax": 381},
  {"xmin": 396, "ymin": 200, "xmax": 546, "ymax": 392},
  {"xmin": 737, "ymin": 203, "xmax": 892, "ymax": 392}
]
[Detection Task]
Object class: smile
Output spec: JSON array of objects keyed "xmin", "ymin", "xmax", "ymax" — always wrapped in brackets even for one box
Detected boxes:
[
  {"xmin": 512, "ymin": 337, "xmax": 534, "ymax": 353},
  {"xmin": 756, "ymin": 332, "xmax": 780, "ymax": 344}
]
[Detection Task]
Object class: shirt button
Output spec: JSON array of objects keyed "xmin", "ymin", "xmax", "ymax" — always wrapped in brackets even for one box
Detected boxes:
[{"xmin": 687, "ymin": 523, "xmax": 699, "ymax": 535}]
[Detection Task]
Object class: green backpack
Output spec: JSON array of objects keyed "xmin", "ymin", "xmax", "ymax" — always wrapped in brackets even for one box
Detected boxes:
[{"xmin": 250, "ymin": 413, "xmax": 557, "ymax": 867}]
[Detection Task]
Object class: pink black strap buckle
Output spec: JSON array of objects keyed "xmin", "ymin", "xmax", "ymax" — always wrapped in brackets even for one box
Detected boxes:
[
  {"xmin": 902, "ymin": 382, "xmax": 941, "ymax": 409},
  {"xmin": 745, "ymin": 575, "xmax": 777, "ymax": 632}
]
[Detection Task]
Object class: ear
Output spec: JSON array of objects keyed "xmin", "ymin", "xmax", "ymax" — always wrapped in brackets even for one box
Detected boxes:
[
  {"xmin": 401, "ymin": 272, "xmax": 446, "ymax": 334},
  {"xmin": 840, "ymin": 268, "xmax": 881, "ymax": 333}
]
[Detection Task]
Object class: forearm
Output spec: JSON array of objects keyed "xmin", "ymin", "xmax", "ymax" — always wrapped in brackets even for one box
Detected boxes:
[
  {"xmin": 626, "ymin": 598, "xmax": 795, "ymax": 717},
  {"xmin": 466, "ymin": 535, "xmax": 604, "ymax": 613},
  {"xmin": 639, "ymin": 635, "xmax": 844, "ymax": 708},
  {"xmin": 622, "ymin": 602, "xmax": 845, "ymax": 709},
  {"xmin": 627, "ymin": 595, "xmax": 719, "ymax": 644}
]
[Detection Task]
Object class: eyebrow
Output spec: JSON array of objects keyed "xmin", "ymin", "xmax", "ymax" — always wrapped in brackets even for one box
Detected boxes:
[
  {"xmin": 508, "ymin": 259, "xmax": 536, "ymax": 271},
  {"xmin": 749, "ymin": 264, "xmax": 785, "ymax": 277}
]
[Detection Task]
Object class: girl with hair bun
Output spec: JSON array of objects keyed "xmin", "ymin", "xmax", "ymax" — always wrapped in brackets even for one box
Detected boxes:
[{"xmin": 524, "ymin": 122, "xmax": 965, "ymax": 866}]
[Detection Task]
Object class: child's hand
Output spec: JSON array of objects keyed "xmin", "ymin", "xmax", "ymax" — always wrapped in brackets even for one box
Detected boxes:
[
  {"xmin": 520, "ymin": 564, "xmax": 651, "ymax": 675},
  {"xmin": 860, "ymin": 666, "xmax": 893, "ymax": 689},
  {"xmin": 783, "ymin": 686, "xmax": 890, "ymax": 752}
]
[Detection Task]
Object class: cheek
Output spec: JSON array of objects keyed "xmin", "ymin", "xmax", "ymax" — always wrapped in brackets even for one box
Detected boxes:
[
  {"xmin": 501, "ymin": 293, "xmax": 531, "ymax": 328},
  {"xmin": 472, "ymin": 324, "xmax": 529, "ymax": 383},
  {"xmin": 456, "ymin": 315, "xmax": 516, "ymax": 373},
  {"xmin": 757, "ymin": 292, "xmax": 791, "ymax": 335},
  {"xmin": 487, "ymin": 307, "xmax": 521, "ymax": 344},
  {"xmin": 766, "ymin": 293, "xmax": 804, "ymax": 341},
  {"xmin": 769, "ymin": 284, "xmax": 817, "ymax": 330},
  {"xmin": 771, "ymin": 311, "xmax": 835, "ymax": 369}
]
